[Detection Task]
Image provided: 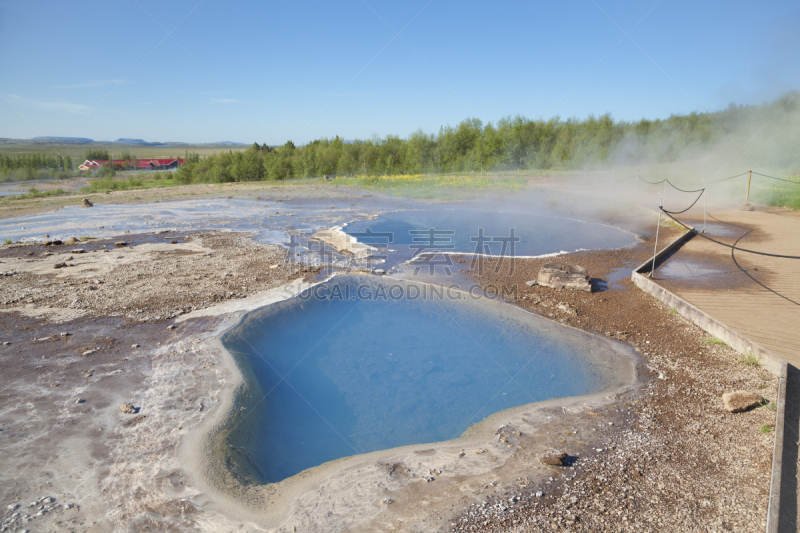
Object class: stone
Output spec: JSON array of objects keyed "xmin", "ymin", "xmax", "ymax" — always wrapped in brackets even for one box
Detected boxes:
[
  {"xmin": 722, "ymin": 391, "xmax": 763, "ymax": 413},
  {"xmin": 81, "ymin": 198, "xmax": 93, "ymax": 208},
  {"xmin": 536, "ymin": 263, "xmax": 591, "ymax": 292},
  {"xmin": 71, "ymin": 248, "xmax": 86, "ymax": 254},
  {"xmin": 739, "ymin": 203, "xmax": 754, "ymax": 211},
  {"xmin": 556, "ymin": 302, "xmax": 576, "ymax": 316},
  {"xmin": 119, "ymin": 403, "xmax": 137, "ymax": 414},
  {"xmin": 541, "ymin": 450, "xmax": 568, "ymax": 466},
  {"xmin": 525, "ymin": 280, "xmax": 538, "ymax": 287},
  {"xmin": 114, "ymin": 241, "xmax": 127, "ymax": 247},
  {"xmin": 53, "ymin": 262, "xmax": 66, "ymax": 269},
  {"xmin": 75, "ymin": 399, "xmax": 85, "ymax": 404}
]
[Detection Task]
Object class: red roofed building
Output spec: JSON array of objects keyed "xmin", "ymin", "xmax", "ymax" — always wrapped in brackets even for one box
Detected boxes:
[{"xmin": 79, "ymin": 158, "xmax": 185, "ymax": 171}]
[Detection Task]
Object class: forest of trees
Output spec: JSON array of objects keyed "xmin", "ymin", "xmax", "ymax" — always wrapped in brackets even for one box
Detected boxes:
[
  {"xmin": 176, "ymin": 92, "xmax": 799, "ymax": 184},
  {"xmin": 0, "ymin": 153, "xmax": 74, "ymax": 181},
  {"xmin": 2, "ymin": 92, "xmax": 796, "ymax": 184}
]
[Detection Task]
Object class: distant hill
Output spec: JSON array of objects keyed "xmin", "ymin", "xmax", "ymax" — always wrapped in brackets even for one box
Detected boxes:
[
  {"xmin": 31, "ymin": 136, "xmax": 94, "ymax": 144},
  {"xmin": 10, "ymin": 137, "xmax": 248, "ymax": 147}
]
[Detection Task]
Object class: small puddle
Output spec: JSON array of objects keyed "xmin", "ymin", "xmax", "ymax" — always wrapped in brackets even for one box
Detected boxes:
[
  {"xmin": 656, "ymin": 259, "xmax": 736, "ymax": 281},
  {"xmin": 595, "ymin": 266, "xmax": 635, "ymax": 291},
  {"xmin": 697, "ymin": 221, "xmax": 748, "ymax": 239}
]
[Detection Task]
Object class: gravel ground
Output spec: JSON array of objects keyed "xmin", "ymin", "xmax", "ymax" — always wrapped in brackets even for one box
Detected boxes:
[{"xmin": 451, "ymin": 228, "xmax": 779, "ymax": 532}]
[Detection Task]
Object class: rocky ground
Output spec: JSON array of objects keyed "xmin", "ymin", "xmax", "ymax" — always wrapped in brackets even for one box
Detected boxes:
[
  {"xmin": 0, "ymin": 198, "xmax": 782, "ymax": 532},
  {"xmin": 0, "ymin": 231, "xmax": 307, "ymax": 533},
  {"xmin": 448, "ymin": 228, "xmax": 779, "ymax": 532}
]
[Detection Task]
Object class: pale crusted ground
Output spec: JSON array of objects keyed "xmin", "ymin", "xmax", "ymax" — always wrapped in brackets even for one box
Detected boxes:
[
  {"xmin": 0, "ymin": 231, "xmax": 306, "ymax": 324},
  {"xmin": 0, "ymin": 231, "xmax": 306, "ymax": 532}
]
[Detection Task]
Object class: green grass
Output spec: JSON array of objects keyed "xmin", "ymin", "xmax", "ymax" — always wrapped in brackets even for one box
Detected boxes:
[
  {"xmin": 700, "ymin": 337, "xmax": 726, "ymax": 345},
  {"xmin": 85, "ymin": 174, "xmax": 181, "ymax": 193},
  {"xmin": 768, "ymin": 187, "xmax": 800, "ymax": 209},
  {"xmin": 341, "ymin": 173, "xmax": 529, "ymax": 199},
  {"xmin": 740, "ymin": 351, "xmax": 763, "ymax": 367},
  {"xmin": 668, "ymin": 307, "xmax": 678, "ymax": 314},
  {"xmin": 760, "ymin": 424, "xmax": 773, "ymax": 433},
  {"xmin": 762, "ymin": 400, "xmax": 777, "ymax": 411},
  {"xmin": 3, "ymin": 238, "xmax": 11, "ymax": 245},
  {"xmin": 751, "ymin": 175, "xmax": 800, "ymax": 210},
  {"xmin": 13, "ymin": 187, "xmax": 71, "ymax": 199}
]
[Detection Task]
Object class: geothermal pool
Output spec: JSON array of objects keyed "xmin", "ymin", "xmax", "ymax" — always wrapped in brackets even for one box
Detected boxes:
[
  {"xmin": 222, "ymin": 275, "xmax": 626, "ymax": 483},
  {"xmin": 344, "ymin": 208, "xmax": 637, "ymax": 264}
]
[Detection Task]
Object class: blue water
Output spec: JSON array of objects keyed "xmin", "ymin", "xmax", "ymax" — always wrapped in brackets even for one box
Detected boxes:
[
  {"xmin": 344, "ymin": 209, "xmax": 637, "ymax": 264},
  {"xmin": 223, "ymin": 275, "xmax": 622, "ymax": 483}
]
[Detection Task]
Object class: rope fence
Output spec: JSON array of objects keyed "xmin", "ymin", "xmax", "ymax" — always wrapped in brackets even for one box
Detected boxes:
[
  {"xmin": 659, "ymin": 208, "xmax": 800, "ymax": 260},
  {"xmin": 625, "ymin": 169, "xmax": 800, "ymax": 274}
]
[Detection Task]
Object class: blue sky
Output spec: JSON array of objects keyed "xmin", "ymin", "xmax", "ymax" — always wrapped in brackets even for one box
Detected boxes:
[{"xmin": 1, "ymin": 0, "xmax": 798, "ymax": 144}]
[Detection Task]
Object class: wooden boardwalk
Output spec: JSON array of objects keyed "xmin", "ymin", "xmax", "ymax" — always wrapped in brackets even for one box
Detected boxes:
[
  {"xmin": 654, "ymin": 209, "xmax": 800, "ymax": 367},
  {"xmin": 653, "ymin": 208, "xmax": 800, "ymax": 531}
]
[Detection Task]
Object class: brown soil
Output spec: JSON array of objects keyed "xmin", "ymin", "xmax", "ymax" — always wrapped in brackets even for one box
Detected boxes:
[{"xmin": 447, "ymin": 228, "xmax": 779, "ymax": 532}]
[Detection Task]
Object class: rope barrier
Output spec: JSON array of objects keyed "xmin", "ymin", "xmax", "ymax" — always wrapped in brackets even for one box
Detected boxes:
[
  {"xmin": 664, "ymin": 180, "xmax": 704, "ymax": 193},
  {"xmin": 710, "ymin": 171, "xmax": 751, "ymax": 183},
  {"xmin": 751, "ymin": 171, "xmax": 800, "ymax": 185},
  {"xmin": 661, "ymin": 190, "xmax": 705, "ymax": 215},
  {"xmin": 659, "ymin": 209, "xmax": 800, "ymax": 260},
  {"xmin": 636, "ymin": 177, "xmax": 712, "ymax": 193},
  {"xmin": 637, "ymin": 177, "xmax": 666, "ymax": 185}
]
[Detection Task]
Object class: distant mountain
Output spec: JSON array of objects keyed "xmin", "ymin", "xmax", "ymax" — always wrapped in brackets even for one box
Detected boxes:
[
  {"xmin": 31, "ymin": 136, "xmax": 94, "ymax": 144},
  {"xmin": 7, "ymin": 137, "xmax": 248, "ymax": 147}
]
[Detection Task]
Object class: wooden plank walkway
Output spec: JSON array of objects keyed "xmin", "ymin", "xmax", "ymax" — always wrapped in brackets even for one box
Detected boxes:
[
  {"xmin": 654, "ymin": 209, "xmax": 800, "ymax": 367},
  {"xmin": 652, "ymin": 208, "xmax": 800, "ymax": 532}
]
